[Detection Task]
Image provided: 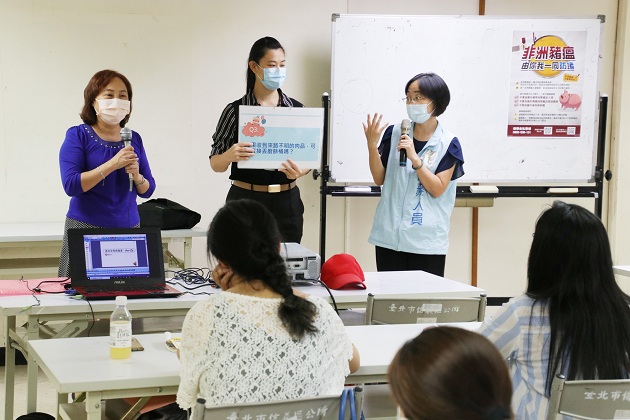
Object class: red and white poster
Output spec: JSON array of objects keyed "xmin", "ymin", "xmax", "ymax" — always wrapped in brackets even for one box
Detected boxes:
[{"xmin": 507, "ymin": 31, "xmax": 586, "ymax": 138}]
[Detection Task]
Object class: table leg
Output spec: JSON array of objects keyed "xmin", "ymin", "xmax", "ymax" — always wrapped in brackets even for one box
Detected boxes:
[
  {"xmin": 183, "ymin": 236, "xmax": 192, "ymax": 268},
  {"xmin": 52, "ymin": 319, "xmax": 90, "ymax": 339},
  {"xmin": 3, "ymin": 315, "xmax": 16, "ymax": 420},
  {"xmin": 26, "ymin": 315, "xmax": 41, "ymax": 412},
  {"xmin": 86, "ymin": 391, "xmax": 103, "ymax": 420},
  {"xmin": 57, "ymin": 392, "xmax": 67, "ymax": 420}
]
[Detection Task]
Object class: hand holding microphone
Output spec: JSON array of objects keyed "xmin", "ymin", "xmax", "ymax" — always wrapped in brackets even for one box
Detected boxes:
[
  {"xmin": 399, "ymin": 118, "xmax": 411, "ymax": 167},
  {"xmin": 120, "ymin": 127, "xmax": 134, "ymax": 192}
]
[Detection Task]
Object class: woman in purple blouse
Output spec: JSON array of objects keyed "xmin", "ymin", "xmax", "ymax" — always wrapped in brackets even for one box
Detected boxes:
[{"xmin": 58, "ymin": 69, "xmax": 156, "ymax": 277}]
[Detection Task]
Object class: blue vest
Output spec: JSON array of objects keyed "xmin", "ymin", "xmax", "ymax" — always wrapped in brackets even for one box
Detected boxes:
[{"xmin": 368, "ymin": 122, "xmax": 457, "ymax": 255}]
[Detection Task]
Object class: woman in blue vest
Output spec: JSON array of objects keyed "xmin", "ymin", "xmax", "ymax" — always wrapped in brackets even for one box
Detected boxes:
[{"xmin": 363, "ymin": 73, "xmax": 464, "ymax": 276}]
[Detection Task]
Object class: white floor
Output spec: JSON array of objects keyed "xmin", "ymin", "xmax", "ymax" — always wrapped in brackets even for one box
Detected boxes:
[{"xmin": 0, "ymin": 363, "xmax": 59, "ymax": 419}]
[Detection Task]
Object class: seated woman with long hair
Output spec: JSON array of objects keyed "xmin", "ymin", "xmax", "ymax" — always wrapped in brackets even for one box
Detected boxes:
[
  {"xmin": 480, "ymin": 200, "xmax": 630, "ymax": 419},
  {"xmin": 176, "ymin": 199, "xmax": 360, "ymax": 411},
  {"xmin": 388, "ymin": 326, "xmax": 512, "ymax": 420}
]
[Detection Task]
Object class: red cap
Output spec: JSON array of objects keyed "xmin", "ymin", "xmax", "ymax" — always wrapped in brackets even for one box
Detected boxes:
[{"xmin": 321, "ymin": 254, "xmax": 366, "ymax": 290}]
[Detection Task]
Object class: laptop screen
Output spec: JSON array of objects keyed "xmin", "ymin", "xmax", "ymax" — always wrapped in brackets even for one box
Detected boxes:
[
  {"xmin": 83, "ymin": 232, "xmax": 151, "ymax": 280},
  {"xmin": 68, "ymin": 227, "xmax": 165, "ymax": 287}
]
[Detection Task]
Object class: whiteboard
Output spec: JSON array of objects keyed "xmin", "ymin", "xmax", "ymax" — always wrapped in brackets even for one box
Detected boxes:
[{"xmin": 330, "ymin": 14, "xmax": 603, "ymax": 183}]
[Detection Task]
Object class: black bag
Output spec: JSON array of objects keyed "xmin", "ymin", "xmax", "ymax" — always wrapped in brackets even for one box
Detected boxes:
[
  {"xmin": 138, "ymin": 198, "xmax": 201, "ymax": 230},
  {"xmin": 16, "ymin": 414, "xmax": 56, "ymax": 420},
  {"xmin": 137, "ymin": 402, "xmax": 188, "ymax": 420}
]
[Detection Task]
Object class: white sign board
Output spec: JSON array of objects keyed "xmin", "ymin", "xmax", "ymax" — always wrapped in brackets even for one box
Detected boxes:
[{"xmin": 237, "ymin": 105, "xmax": 324, "ymax": 170}]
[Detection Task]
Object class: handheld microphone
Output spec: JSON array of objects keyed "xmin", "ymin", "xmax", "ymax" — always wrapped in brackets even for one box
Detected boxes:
[
  {"xmin": 399, "ymin": 119, "xmax": 411, "ymax": 167},
  {"xmin": 120, "ymin": 127, "xmax": 133, "ymax": 192}
]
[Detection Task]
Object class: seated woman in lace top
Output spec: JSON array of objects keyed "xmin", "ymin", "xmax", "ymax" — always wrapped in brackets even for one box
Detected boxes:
[{"xmin": 176, "ymin": 199, "xmax": 360, "ymax": 410}]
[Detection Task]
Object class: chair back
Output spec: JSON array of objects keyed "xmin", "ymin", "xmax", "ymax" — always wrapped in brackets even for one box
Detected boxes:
[
  {"xmin": 365, "ymin": 293, "xmax": 487, "ymax": 325},
  {"xmin": 192, "ymin": 387, "xmax": 363, "ymax": 420},
  {"xmin": 546, "ymin": 374, "xmax": 630, "ymax": 420}
]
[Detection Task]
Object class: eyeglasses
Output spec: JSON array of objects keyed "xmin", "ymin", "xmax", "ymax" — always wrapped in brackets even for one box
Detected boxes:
[{"xmin": 401, "ymin": 95, "xmax": 427, "ymax": 104}]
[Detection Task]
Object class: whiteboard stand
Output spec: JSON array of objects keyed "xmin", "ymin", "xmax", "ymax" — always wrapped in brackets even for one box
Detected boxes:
[
  {"xmin": 595, "ymin": 95, "xmax": 613, "ymax": 216},
  {"xmin": 316, "ymin": 14, "xmax": 609, "ymax": 278},
  {"xmin": 314, "ymin": 95, "xmax": 609, "ymax": 264},
  {"xmin": 312, "ymin": 93, "xmax": 332, "ymax": 262}
]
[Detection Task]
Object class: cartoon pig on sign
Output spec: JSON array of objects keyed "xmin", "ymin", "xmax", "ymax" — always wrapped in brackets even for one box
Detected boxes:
[{"xmin": 559, "ymin": 90, "xmax": 582, "ymax": 110}]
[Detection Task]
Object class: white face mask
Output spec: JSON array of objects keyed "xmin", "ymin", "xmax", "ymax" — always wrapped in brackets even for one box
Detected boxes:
[
  {"xmin": 95, "ymin": 98, "xmax": 130, "ymax": 126},
  {"xmin": 406, "ymin": 102, "xmax": 433, "ymax": 125},
  {"xmin": 256, "ymin": 63, "xmax": 287, "ymax": 90}
]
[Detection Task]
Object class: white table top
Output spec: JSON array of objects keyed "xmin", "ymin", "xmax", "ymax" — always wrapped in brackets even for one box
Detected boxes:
[
  {"xmin": 614, "ymin": 265, "xmax": 630, "ymax": 277},
  {"xmin": 0, "ymin": 272, "xmax": 484, "ymax": 317},
  {"xmin": 0, "ymin": 222, "xmax": 206, "ymax": 242},
  {"xmin": 28, "ymin": 322, "xmax": 483, "ymax": 395},
  {"xmin": 304, "ymin": 270, "xmax": 485, "ymax": 306},
  {"xmin": 29, "ymin": 332, "xmax": 181, "ymax": 394},
  {"xmin": 346, "ymin": 322, "xmax": 482, "ymax": 380}
]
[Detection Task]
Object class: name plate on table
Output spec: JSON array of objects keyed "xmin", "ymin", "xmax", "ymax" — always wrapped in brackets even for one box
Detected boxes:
[{"xmin": 237, "ymin": 105, "xmax": 324, "ymax": 169}]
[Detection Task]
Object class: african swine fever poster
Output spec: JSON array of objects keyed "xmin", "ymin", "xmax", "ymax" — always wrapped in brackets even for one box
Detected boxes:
[
  {"xmin": 237, "ymin": 106, "xmax": 324, "ymax": 169},
  {"xmin": 507, "ymin": 31, "xmax": 586, "ymax": 138}
]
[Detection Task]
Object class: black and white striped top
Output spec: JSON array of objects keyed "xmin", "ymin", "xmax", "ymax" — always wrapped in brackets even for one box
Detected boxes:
[{"xmin": 209, "ymin": 90, "xmax": 304, "ymax": 185}]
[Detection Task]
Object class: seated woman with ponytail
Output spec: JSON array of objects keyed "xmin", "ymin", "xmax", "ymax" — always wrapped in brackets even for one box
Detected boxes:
[{"xmin": 176, "ymin": 199, "xmax": 360, "ymax": 411}]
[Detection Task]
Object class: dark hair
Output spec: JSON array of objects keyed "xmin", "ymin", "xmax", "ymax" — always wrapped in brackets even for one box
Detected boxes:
[
  {"xmin": 207, "ymin": 199, "xmax": 317, "ymax": 340},
  {"xmin": 405, "ymin": 72, "xmax": 450, "ymax": 117},
  {"xmin": 80, "ymin": 69, "xmax": 133, "ymax": 127},
  {"xmin": 246, "ymin": 36, "xmax": 285, "ymax": 92},
  {"xmin": 527, "ymin": 200, "xmax": 630, "ymax": 395},
  {"xmin": 388, "ymin": 327, "xmax": 512, "ymax": 420}
]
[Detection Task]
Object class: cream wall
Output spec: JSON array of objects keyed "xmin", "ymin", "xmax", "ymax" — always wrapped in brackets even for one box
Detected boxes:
[
  {"xmin": 0, "ymin": 0, "xmax": 626, "ymax": 297},
  {"xmin": 608, "ymin": 0, "xmax": 630, "ymax": 292}
]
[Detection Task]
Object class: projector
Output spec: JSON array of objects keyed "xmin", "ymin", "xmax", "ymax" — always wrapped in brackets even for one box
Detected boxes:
[{"xmin": 280, "ymin": 242, "xmax": 321, "ymax": 283}]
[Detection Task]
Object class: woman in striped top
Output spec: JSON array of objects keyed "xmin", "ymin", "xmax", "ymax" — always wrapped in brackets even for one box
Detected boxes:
[
  {"xmin": 480, "ymin": 201, "xmax": 630, "ymax": 419},
  {"xmin": 209, "ymin": 36, "xmax": 309, "ymax": 243}
]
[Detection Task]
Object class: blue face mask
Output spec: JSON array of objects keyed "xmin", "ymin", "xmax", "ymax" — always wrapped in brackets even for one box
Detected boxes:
[
  {"xmin": 406, "ymin": 102, "xmax": 433, "ymax": 124},
  {"xmin": 256, "ymin": 65, "xmax": 286, "ymax": 90}
]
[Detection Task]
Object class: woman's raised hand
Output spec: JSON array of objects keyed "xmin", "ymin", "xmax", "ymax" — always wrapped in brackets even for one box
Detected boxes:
[{"xmin": 363, "ymin": 113, "xmax": 388, "ymax": 150}]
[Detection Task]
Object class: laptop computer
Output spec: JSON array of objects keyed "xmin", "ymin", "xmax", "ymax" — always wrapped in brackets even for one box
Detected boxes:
[{"xmin": 68, "ymin": 227, "xmax": 182, "ymax": 300}]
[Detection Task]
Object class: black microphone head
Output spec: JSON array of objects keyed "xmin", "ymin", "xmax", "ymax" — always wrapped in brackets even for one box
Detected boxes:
[
  {"xmin": 401, "ymin": 119, "xmax": 411, "ymax": 136},
  {"xmin": 120, "ymin": 127, "xmax": 132, "ymax": 143}
]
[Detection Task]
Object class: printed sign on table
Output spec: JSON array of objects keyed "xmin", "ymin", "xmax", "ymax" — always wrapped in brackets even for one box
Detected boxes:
[{"xmin": 237, "ymin": 105, "xmax": 324, "ymax": 169}]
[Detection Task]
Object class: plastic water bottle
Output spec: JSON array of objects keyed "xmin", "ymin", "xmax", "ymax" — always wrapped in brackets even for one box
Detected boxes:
[{"xmin": 110, "ymin": 295, "xmax": 132, "ymax": 359}]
